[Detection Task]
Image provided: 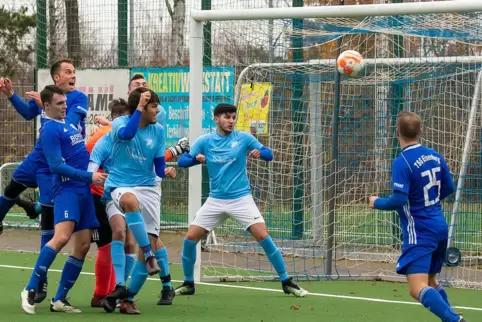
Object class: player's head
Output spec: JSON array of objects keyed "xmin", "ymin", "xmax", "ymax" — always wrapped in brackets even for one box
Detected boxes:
[
  {"xmin": 127, "ymin": 87, "xmax": 160, "ymax": 124},
  {"xmin": 40, "ymin": 85, "xmax": 67, "ymax": 120},
  {"xmin": 396, "ymin": 111, "xmax": 422, "ymax": 142},
  {"xmin": 108, "ymin": 98, "xmax": 128, "ymax": 120},
  {"xmin": 128, "ymin": 74, "xmax": 148, "ymax": 95},
  {"xmin": 50, "ymin": 59, "xmax": 76, "ymax": 93},
  {"xmin": 214, "ymin": 103, "xmax": 237, "ymax": 135}
]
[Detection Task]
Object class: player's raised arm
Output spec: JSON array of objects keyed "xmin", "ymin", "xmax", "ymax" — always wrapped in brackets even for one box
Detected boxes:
[
  {"xmin": 370, "ymin": 157, "xmax": 410, "ymax": 211},
  {"xmin": 0, "ymin": 77, "xmax": 42, "ymax": 120},
  {"xmin": 65, "ymin": 91, "xmax": 88, "ymax": 132},
  {"xmin": 114, "ymin": 90, "xmax": 151, "ymax": 141}
]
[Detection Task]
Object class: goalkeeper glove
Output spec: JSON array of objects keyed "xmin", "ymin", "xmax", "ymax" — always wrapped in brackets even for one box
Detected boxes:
[{"xmin": 168, "ymin": 137, "xmax": 190, "ymax": 157}]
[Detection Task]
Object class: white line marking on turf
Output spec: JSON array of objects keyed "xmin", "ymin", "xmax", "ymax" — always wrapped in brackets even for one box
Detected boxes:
[{"xmin": 1, "ymin": 263, "xmax": 481, "ymax": 312}]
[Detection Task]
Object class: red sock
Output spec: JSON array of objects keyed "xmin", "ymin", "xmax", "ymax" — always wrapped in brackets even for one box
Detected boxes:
[
  {"xmin": 93, "ymin": 243, "xmax": 113, "ymax": 298},
  {"xmin": 108, "ymin": 263, "xmax": 116, "ymax": 293}
]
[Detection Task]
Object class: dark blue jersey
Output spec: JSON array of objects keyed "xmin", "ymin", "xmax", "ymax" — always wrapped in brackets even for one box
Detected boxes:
[
  {"xmin": 39, "ymin": 118, "xmax": 92, "ymax": 195},
  {"xmin": 391, "ymin": 144, "xmax": 454, "ymax": 247}
]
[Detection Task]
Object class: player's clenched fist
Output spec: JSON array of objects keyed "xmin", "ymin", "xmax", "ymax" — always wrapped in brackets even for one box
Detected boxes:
[
  {"xmin": 248, "ymin": 149, "xmax": 261, "ymax": 159},
  {"xmin": 92, "ymin": 172, "xmax": 108, "ymax": 186},
  {"xmin": 196, "ymin": 154, "xmax": 206, "ymax": 163},
  {"xmin": 368, "ymin": 196, "xmax": 378, "ymax": 209},
  {"xmin": 137, "ymin": 91, "xmax": 151, "ymax": 110},
  {"xmin": 164, "ymin": 167, "xmax": 176, "ymax": 178},
  {"xmin": 0, "ymin": 77, "xmax": 14, "ymax": 97}
]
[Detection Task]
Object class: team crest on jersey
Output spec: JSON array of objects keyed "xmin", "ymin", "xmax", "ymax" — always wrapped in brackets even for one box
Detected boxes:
[
  {"xmin": 231, "ymin": 141, "xmax": 238, "ymax": 148},
  {"xmin": 146, "ymin": 138, "xmax": 153, "ymax": 149}
]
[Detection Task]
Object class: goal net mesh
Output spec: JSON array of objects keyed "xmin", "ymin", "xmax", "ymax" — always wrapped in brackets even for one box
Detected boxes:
[{"xmin": 198, "ymin": 11, "xmax": 482, "ymax": 288}]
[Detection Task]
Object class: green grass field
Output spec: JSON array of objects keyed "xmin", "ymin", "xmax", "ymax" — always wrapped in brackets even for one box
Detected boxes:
[{"xmin": 0, "ymin": 250, "xmax": 481, "ymax": 321}]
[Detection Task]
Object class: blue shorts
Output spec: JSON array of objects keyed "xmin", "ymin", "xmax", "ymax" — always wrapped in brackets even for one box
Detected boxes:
[
  {"xmin": 12, "ymin": 155, "xmax": 38, "ymax": 189},
  {"xmin": 397, "ymin": 239, "xmax": 448, "ymax": 275},
  {"xmin": 54, "ymin": 186, "xmax": 99, "ymax": 232},
  {"xmin": 36, "ymin": 173, "xmax": 54, "ymax": 206}
]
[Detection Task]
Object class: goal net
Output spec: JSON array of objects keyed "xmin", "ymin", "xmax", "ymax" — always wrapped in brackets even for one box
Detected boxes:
[{"xmin": 189, "ymin": 2, "xmax": 482, "ymax": 288}]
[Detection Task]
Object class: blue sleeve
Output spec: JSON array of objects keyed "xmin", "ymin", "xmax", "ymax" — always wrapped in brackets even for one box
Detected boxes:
[
  {"xmin": 8, "ymin": 93, "xmax": 42, "ymax": 120},
  {"xmin": 40, "ymin": 125, "xmax": 92, "ymax": 183},
  {"xmin": 178, "ymin": 153, "xmax": 200, "ymax": 168},
  {"xmin": 245, "ymin": 132, "xmax": 264, "ymax": 151},
  {"xmin": 154, "ymin": 157, "xmax": 166, "ymax": 178},
  {"xmin": 259, "ymin": 146, "xmax": 273, "ymax": 161},
  {"xmin": 373, "ymin": 191, "xmax": 409, "ymax": 211},
  {"xmin": 69, "ymin": 92, "xmax": 88, "ymax": 119},
  {"xmin": 156, "ymin": 105, "xmax": 166, "ymax": 128},
  {"xmin": 391, "ymin": 157, "xmax": 411, "ymax": 194},
  {"xmin": 440, "ymin": 157, "xmax": 455, "ymax": 200},
  {"xmin": 155, "ymin": 125, "xmax": 165, "ymax": 159},
  {"xmin": 117, "ymin": 110, "xmax": 141, "ymax": 140},
  {"xmin": 189, "ymin": 136, "xmax": 205, "ymax": 157},
  {"xmin": 90, "ymin": 137, "xmax": 110, "ymax": 165}
]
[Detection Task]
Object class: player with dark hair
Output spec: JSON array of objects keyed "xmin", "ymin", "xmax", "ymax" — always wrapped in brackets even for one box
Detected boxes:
[
  {"xmin": 85, "ymin": 98, "xmax": 129, "ymax": 307},
  {"xmin": 176, "ymin": 103, "xmax": 307, "ymax": 298},
  {"xmin": 99, "ymin": 87, "xmax": 176, "ymax": 314},
  {"xmin": 21, "ymin": 85, "xmax": 106, "ymax": 314},
  {"xmin": 0, "ymin": 59, "xmax": 88, "ymax": 303},
  {"xmin": 369, "ymin": 111, "xmax": 465, "ymax": 322}
]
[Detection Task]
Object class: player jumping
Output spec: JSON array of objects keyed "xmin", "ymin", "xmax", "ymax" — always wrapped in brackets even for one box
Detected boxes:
[
  {"xmin": 21, "ymin": 85, "xmax": 105, "ymax": 314},
  {"xmin": 100, "ymin": 88, "xmax": 176, "ymax": 313},
  {"xmin": 176, "ymin": 103, "xmax": 308, "ymax": 298},
  {"xmin": 369, "ymin": 111, "xmax": 465, "ymax": 322},
  {"xmin": 1, "ymin": 59, "xmax": 88, "ymax": 304}
]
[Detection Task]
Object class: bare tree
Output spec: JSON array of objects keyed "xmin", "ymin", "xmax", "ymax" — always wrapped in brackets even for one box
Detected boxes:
[
  {"xmin": 64, "ymin": 0, "xmax": 81, "ymax": 65},
  {"xmin": 48, "ymin": 0, "xmax": 58, "ymax": 65},
  {"xmin": 164, "ymin": 0, "xmax": 185, "ymax": 66}
]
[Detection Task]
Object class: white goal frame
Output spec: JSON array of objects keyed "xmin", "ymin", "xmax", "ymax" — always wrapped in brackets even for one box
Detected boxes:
[{"xmin": 188, "ymin": 0, "xmax": 482, "ymax": 282}]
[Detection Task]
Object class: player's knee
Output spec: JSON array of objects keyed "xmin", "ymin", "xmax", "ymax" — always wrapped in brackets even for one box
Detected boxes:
[
  {"xmin": 3, "ymin": 179, "xmax": 26, "ymax": 199},
  {"xmin": 119, "ymin": 193, "xmax": 139, "ymax": 212},
  {"xmin": 73, "ymin": 239, "xmax": 91, "ymax": 258},
  {"xmin": 51, "ymin": 232, "xmax": 71, "ymax": 249},
  {"xmin": 111, "ymin": 226, "xmax": 126, "ymax": 241},
  {"xmin": 185, "ymin": 229, "xmax": 206, "ymax": 242},
  {"xmin": 428, "ymin": 274, "xmax": 439, "ymax": 288}
]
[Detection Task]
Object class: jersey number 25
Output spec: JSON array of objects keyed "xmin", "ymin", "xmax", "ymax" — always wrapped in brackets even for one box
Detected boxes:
[{"xmin": 421, "ymin": 167, "xmax": 441, "ymax": 206}]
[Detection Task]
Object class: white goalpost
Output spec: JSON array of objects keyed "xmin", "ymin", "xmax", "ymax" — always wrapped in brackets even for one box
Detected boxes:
[{"xmin": 188, "ymin": 1, "xmax": 482, "ymax": 287}]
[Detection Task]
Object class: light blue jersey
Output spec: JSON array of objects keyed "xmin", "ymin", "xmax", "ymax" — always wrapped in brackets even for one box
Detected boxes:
[
  {"xmin": 157, "ymin": 106, "xmax": 166, "ymax": 128},
  {"xmin": 190, "ymin": 130, "xmax": 263, "ymax": 200},
  {"xmin": 104, "ymin": 115, "xmax": 165, "ymax": 193},
  {"xmin": 90, "ymin": 134, "xmax": 114, "ymax": 173}
]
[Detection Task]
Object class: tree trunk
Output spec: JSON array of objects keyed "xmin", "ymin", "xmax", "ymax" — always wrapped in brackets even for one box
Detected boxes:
[
  {"xmin": 48, "ymin": 0, "xmax": 57, "ymax": 65},
  {"xmin": 64, "ymin": 0, "xmax": 81, "ymax": 66},
  {"xmin": 170, "ymin": 0, "xmax": 185, "ymax": 66}
]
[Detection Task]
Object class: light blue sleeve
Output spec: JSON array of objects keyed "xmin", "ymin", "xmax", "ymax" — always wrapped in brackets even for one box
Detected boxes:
[
  {"xmin": 243, "ymin": 132, "xmax": 264, "ymax": 151},
  {"xmin": 156, "ymin": 105, "xmax": 167, "ymax": 128},
  {"xmin": 189, "ymin": 135, "xmax": 206, "ymax": 157},
  {"xmin": 90, "ymin": 135, "xmax": 111, "ymax": 166},
  {"xmin": 155, "ymin": 125, "xmax": 165, "ymax": 159},
  {"xmin": 111, "ymin": 116, "xmax": 127, "ymax": 142}
]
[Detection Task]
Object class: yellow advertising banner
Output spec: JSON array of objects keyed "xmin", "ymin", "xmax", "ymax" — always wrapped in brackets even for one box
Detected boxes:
[{"xmin": 235, "ymin": 82, "xmax": 271, "ymax": 135}]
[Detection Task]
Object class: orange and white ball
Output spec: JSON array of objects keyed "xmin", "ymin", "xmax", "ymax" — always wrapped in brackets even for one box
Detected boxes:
[{"xmin": 336, "ymin": 50, "xmax": 365, "ymax": 78}]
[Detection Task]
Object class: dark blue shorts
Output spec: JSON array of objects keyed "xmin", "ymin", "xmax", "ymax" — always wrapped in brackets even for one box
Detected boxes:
[
  {"xmin": 36, "ymin": 173, "xmax": 54, "ymax": 206},
  {"xmin": 54, "ymin": 186, "xmax": 99, "ymax": 232},
  {"xmin": 397, "ymin": 239, "xmax": 447, "ymax": 275}
]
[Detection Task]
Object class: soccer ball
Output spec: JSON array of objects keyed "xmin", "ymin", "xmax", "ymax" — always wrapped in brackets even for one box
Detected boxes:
[{"xmin": 336, "ymin": 50, "xmax": 365, "ymax": 78}]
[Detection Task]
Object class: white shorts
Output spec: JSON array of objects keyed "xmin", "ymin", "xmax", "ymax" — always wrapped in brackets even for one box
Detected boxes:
[
  {"xmin": 191, "ymin": 195, "xmax": 265, "ymax": 232},
  {"xmin": 106, "ymin": 200, "xmax": 123, "ymax": 219},
  {"xmin": 111, "ymin": 186, "xmax": 161, "ymax": 236}
]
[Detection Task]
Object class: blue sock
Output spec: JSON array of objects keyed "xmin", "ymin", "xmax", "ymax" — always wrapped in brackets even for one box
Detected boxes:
[
  {"xmin": 53, "ymin": 256, "xmax": 84, "ymax": 302},
  {"xmin": 40, "ymin": 230, "xmax": 54, "ymax": 250},
  {"xmin": 0, "ymin": 195, "xmax": 16, "ymax": 222},
  {"xmin": 259, "ymin": 236, "xmax": 289, "ymax": 282},
  {"xmin": 127, "ymin": 260, "xmax": 148, "ymax": 301},
  {"xmin": 155, "ymin": 248, "xmax": 172, "ymax": 288},
  {"xmin": 181, "ymin": 238, "xmax": 197, "ymax": 283},
  {"xmin": 419, "ymin": 287, "xmax": 460, "ymax": 322},
  {"xmin": 124, "ymin": 253, "xmax": 136, "ymax": 282},
  {"xmin": 111, "ymin": 240, "xmax": 126, "ymax": 286},
  {"xmin": 435, "ymin": 284, "xmax": 451, "ymax": 306},
  {"xmin": 26, "ymin": 245, "xmax": 57, "ymax": 290},
  {"xmin": 125, "ymin": 211, "xmax": 153, "ymax": 258}
]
